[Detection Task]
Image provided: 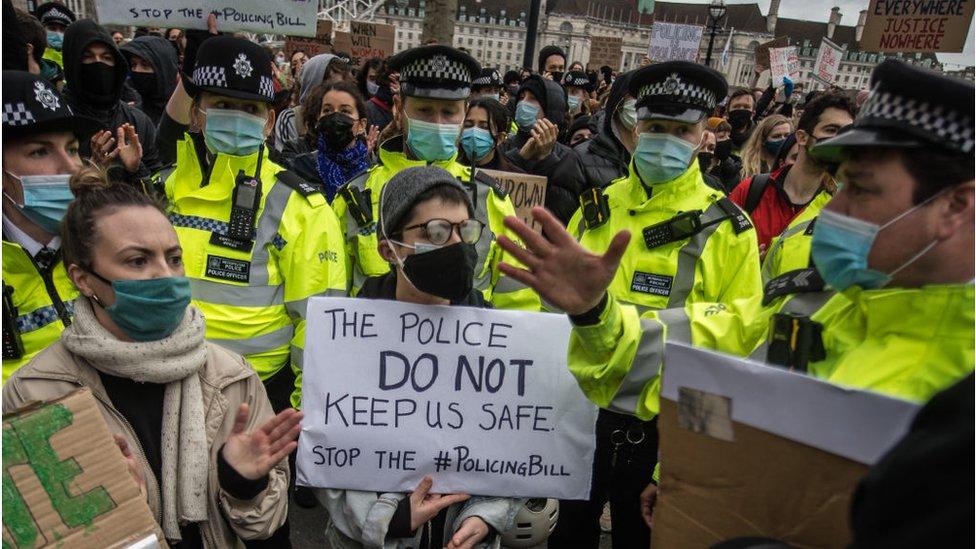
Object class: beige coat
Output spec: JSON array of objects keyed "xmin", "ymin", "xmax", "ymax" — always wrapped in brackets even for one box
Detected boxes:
[{"xmin": 2, "ymin": 340, "xmax": 290, "ymax": 548}]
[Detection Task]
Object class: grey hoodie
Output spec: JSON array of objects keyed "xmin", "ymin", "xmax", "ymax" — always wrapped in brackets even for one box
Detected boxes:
[{"xmin": 272, "ymin": 53, "xmax": 341, "ymax": 151}]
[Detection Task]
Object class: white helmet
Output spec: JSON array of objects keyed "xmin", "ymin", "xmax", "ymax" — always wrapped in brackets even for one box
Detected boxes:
[{"xmin": 500, "ymin": 498, "xmax": 559, "ymax": 548}]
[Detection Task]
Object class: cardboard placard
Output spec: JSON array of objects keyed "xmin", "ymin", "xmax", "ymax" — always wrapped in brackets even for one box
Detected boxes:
[
  {"xmin": 3, "ymin": 389, "xmax": 166, "ymax": 549},
  {"xmin": 769, "ymin": 46, "xmax": 799, "ymax": 87},
  {"xmin": 587, "ymin": 36, "xmax": 623, "ymax": 71},
  {"xmin": 331, "ymin": 21, "xmax": 396, "ymax": 68},
  {"xmin": 284, "ymin": 20, "xmax": 333, "ymax": 61},
  {"xmin": 860, "ymin": 0, "xmax": 975, "ymax": 53},
  {"xmin": 653, "ymin": 343, "xmax": 921, "ymax": 548},
  {"xmin": 812, "ymin": 37, "xmax": 844, "ymax": 84},
  {"xmin": 94, "ymin": 0, "xmax": 320, "ymax": 36},
  {"xmin": 477, "ymin": 169, "xmax": 548, "ymax": 233},
  {"xmin": 647, "ymin": 22, "xmax": 704, "ymax": 62},
  {"xmin": 755, "ymin": 36, "xmax": 788, "ymax": 68},
  {"xmin": 296, "ymin": 297, "xmax": 599, "ymax": 499}
]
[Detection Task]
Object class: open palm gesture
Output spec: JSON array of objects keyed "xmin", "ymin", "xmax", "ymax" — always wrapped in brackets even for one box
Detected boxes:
[{"xmin": 221, "ymin": 404, "xmax": 303, "ymax": 480}]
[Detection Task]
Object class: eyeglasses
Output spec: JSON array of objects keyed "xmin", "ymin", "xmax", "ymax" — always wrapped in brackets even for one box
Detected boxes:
[{"xmin": 400, "ymin": 218, "xmax": 484, "ymax": 246}]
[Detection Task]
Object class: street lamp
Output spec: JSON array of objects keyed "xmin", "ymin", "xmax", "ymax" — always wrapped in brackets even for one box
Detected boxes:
[{"xmin": 704, "ymin": 0, "xmax": 727, "ymax": 67}]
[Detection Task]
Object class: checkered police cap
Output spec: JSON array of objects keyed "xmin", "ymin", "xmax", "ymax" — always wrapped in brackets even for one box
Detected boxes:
[
  {"xmin": 629, "ymin": 61, "xmax": 728, "ymax": 123},
  {"xmin": 637, "ymin": 73, "xmax": 718, "ymax": 117},
  {"xmin": 473, "ymin": 69, "xmax": 502, "ymax": 87},
  {"xmin": 2, "ymin": 70, "xmax": 98, "ymax": 140},
  {"xmin": 36, "ymin": 2, "xmax": 76, "ymax": 27},
  {"xmin": 564, "ymin": 71, "xmax": 593, "ymax": 92},
  {"xmin": 389, "ymin": 45, "xmax": 481, "ymax": 101},
  {"xmin": 185, "ymin": 36, "xmax": 276, "ymax": 103}
]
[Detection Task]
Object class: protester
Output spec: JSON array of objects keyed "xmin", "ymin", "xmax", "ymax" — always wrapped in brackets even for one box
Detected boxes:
[
  {"xmin": 35, "ymin": 1, "xmax": 74, "ymax": 71},
  {"xmin": 12, "ymin": 8, "xmax": 44, "ymax": 77},
  {"xmin": 290, "ymin": 50, "xmax": 308, "ymax": 79},
  {"xmin": 698, "ymin": 127, "xmax": 726, "ymax": 192},
  {"xmin": 738, "ymin": 113, "xmax": 792, "ymax": 181},
  {"xmin": 726, "ymin": 87, "xmax": 757, "ymax": 149},
  {"xmin": 1, "ymin": 70, "xmax": 96, "ymax": 380},
  {"xmin": 112, "ymin": 29, "xmax": 125, "ymax": 46},
  {"xmin": 537, "ymin": 44, "xmax": 566, "ymax": 80},
  {"xmin": 121, "ymin": 35, "xmax": 179, "ymax": 125},
  {"xmin": 356, "ymin": 56, "xmax": 383, "ymax": 99},
  {"xmin": 272, "ymin": 53, "xmax": 352, "ymax": 152},
  {"xmin": 458, "ymin": 97, "xmax": 522, "ymax": 172},
  {"xmin": 566, "ymin": 115, "xmax": 593, "ymax": 146},
  {"xmin": 772, "ymin": 132, "xmax": 798, "ymax": 171},
  {"xmin": 2, "ymin": 165, "xmax": 299, "ymax": 547},
  {"xmin": 365, "ymin": 63, "xmax": 396, "ymax": 133},
  {"xmin": 709, "ymin": 118, "xmax": 743, "ymax": 191}
]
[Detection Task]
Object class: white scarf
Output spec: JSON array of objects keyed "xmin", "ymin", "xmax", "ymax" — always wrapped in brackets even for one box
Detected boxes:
[{"xmin": 61, "ymin": 297, "xmax": 209, "ymax": 541}]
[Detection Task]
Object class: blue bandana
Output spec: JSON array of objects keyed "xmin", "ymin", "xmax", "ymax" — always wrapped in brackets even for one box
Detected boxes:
[{"xmin": 316, "ymin": 136, "xmax": 369, "ymax": 202}]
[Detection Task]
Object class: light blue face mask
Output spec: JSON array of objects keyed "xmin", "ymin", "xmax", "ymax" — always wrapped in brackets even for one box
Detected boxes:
[
  {"xmin": 617, "ymin": 99, "xmax": 637, "ymax": 130},
  {"xmin": 515, "ymin": 101, "xmax": 541, "ymax": 131},
  {"xmin": 202, "ymin": 108, "xmax": 267, "ymax": 156},
  {"xmin": 3, "ymin": 172, "xmax": 74, "ymax": 234},
  {"xmin": 811, "ymin": 197, "xmax": 941, "ymax": 291},
  {"xmin": 567, "ymin": 95, "xmax": 582, "ymax": 114},
  {"xmin": 633, "ymin": 133, "xmax": 697, "ymax": 185},
  {"xmin": 405, "ymin": 116, "xmax": 462, "ymax": 162},
  {"xmin": 460, "ymin": 127, "xmax": 495, "ymax": 162},
  {"xmin": 481, "ymin": 93, "xmax": 500, "ymax": 102},
  {"xmin": 46, "ymin": 30, "xmax": 63, "ymax": 51}
]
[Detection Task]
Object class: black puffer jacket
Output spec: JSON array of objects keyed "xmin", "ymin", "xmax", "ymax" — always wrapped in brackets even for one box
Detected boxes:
[
  {"xmin": 120, "ymin": 36, "xmax": 178, "ymax": 125},
  {"xmin": 547, "ymin": 71, "xmax": 635, "ymax": 224}
]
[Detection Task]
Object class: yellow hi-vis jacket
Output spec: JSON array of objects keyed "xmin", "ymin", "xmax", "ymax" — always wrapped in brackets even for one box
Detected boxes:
[
  {"xmin": 161, "ymin": 136, "xmax": 347, "ymax": 400},
  {"xmin": 2, "ymin": 240, "xmax": 77, "ymax": 381},
  {"xmin": 42, "ymin": 48, "xmax": 62, "ymax": 70},
  {"xmin": 568, "ymin": 159, "xmax": 763, "ymax": 316},
  {"xmin": 330, "ymin": 135, "xmax": 540, "ymax": 311},
  {"xmin": 761, "ymin": 191, "xmax": 833, "ymax": 284}
]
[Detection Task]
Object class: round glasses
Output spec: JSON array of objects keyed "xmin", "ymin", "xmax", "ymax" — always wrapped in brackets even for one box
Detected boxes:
[{"xmin": 400, "ymin": 218, "xmax": 485, "ymax": 246}]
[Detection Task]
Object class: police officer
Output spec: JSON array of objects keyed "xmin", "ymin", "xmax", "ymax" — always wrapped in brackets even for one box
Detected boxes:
[
  {"xmin": 2, "ymin": 70, "xmax": 95, "ymax": 380},
  {"xmin": 471, "ymin": 67, "xmax": 504, "ymax": 102},
  {"xmin": 34, "ymin": 2, "xmax": 75, "ymax": 71},
  {"xmin": 496, "ymin": 57, "xmax": 974, "ymax": 519},
  {"xmin": 155, "ymin": 35, "xmax": 347, "ymax": 413},
  {"xmin": 332, "ymin": 45, "xmax": 540, "ymax": 312},
  {"xmin": 551, "ymin": 61, "xmax": 762, "ymax": 549}
]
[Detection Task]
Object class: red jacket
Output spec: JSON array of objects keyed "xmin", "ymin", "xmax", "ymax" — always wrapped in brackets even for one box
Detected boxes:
[{"xmin": 730, "ymin": 165, "xmax": 818, "ymax": 258}]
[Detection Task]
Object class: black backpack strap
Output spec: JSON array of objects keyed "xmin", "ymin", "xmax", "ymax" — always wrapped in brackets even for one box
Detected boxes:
[{"xmin": 744, "ymin": 173, "xmax": 772, "ymax": 215}]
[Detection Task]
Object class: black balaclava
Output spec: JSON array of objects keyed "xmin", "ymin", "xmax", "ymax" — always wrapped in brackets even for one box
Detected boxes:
[{"xmin": 62, "ymin": 19, "xmax": 128, "ymax": 110}]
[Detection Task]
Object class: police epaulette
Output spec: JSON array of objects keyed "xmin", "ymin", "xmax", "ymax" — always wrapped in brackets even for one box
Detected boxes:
[
  {"xmin": 472, "ymin": 169, "xmax": 508, "ymax": 198},
  {"xmin": 804, "ymin": 218, "xmax": 817, "ymax": 236},
  {"xmin": 276, "ymin": 170, "xmax": 322, "ymax": 197},
  {"xmin": 762, "ymin": 267, "xmax": 826, "ymax": 306},
  {"xmin": 716, "ymin": 197, "xmax": 753, "ymax": 234}
]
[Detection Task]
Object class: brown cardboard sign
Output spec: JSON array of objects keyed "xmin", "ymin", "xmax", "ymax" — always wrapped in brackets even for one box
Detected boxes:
[
  {"xmin": 587, "ymin": 36, "xmax": 623, "ymax": 71},
  {"xmin": 332, "ymin": 21, "xmax": 396, "ymax": 68},
  {"xmin": 755, "ymin": 36, "xmax": 788, "ymax": 68},
  {"xmin": 284, "ymin": 20, "xmax": 333, "ymax": 61},
  {"xmin": 477, "ymin": 169, "xmax": 548, "ymax": 233},
  {"xmin": 860, "ymin": 0, "xmax": 975, "ymax": 53},
  {"xmin": 3, "ymin": 389, "xmax": 166, "ymax": 549}
]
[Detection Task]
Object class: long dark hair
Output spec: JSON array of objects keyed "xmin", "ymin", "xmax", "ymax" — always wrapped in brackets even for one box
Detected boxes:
[
  {"xmin": 302, "ymin": 81, "xmax": 368, "ymax": 148},
  {"xmin": 356, "ymin": 57, "xmax": 384, "ymax": 98}
]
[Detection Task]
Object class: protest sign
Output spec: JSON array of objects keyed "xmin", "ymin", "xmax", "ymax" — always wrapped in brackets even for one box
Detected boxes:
[
  {"xmin": 3, "ymin": 389, "xmax": 166, "ymax": 549},
  {"xmin": 332, "ymin": 22, "xmax": 396, "ymax": 67},
  {"xmin": 769, "ymin": 46, "xmax": 799, "ymax": 87},
  {"xmin": 94, "ymin": 0, "xmax": 319, "ymax": 37},
  {"xmin": 755, "ymin": 36, "xmax": 788, "ymax": 68},
  {"xmin": 296, "ymin": 297, "xmax": 599, "ymax": 499},
  {"xmin": 647, "ymin": 22, "xmax": 704, "ymax": 62},
  {"xmin": 284, "ymin": 20, "xmax": 333, "ymax": 61},
  {"xmin": 861, "ymin": 0, "xmax": 975, "ymax": 53},
  {"xmin": 478, "ymin": 169, "xmax": 548, "ymax": 233},
  {"xmin": 587, "ymin": 36, "xmax": 623, "ymax": 71},
  {"xmin": 653, "ymin": 343, "xmax": 921, "ymax": 548},
  {"xmin": 812, "ymin": 37, "xmax": 845, "ymax": 85}
]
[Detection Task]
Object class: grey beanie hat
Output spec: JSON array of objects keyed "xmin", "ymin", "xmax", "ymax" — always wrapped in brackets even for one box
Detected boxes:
[{"xmin": 379, "ymin": 166, "xmax": 473, "ymax": 237}]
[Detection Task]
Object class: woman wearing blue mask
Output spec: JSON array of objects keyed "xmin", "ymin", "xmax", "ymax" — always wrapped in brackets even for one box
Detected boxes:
[
  {"xmin": 1, "ymin": 70, "xmax": 96, "ymax": 381},
  {"xmin": 3, "ymin": 166, "xmax": 300, "ymax": 548},
  {"xmin": 457, "ymin": 98, "xmax": 522, "ymax": 173}
]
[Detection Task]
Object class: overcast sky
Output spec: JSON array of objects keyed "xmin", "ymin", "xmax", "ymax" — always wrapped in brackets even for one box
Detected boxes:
[{"xmin": 681, "ymin": 0, "xmax": 975, "ymax": 67}]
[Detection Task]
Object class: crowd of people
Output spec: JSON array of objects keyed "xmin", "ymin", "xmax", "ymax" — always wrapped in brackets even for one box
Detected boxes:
[{"xmin": 2, "ymin": 2, "xmax": 973, "ymax": 548}]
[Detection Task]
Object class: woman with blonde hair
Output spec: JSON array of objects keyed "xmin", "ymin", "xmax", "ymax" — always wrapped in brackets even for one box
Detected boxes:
[{"xmin": 738, "ymin": 114, "xmax": 792, "ymax": 181}]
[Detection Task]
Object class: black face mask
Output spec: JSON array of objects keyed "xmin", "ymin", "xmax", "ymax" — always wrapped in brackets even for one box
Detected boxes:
[
  {"xmin": 697, "ymin": 152, "xmax": 714, "ymax": 172},
  {"xmin": 318, "ymin": 112, "xmax": 356, "ymax": 149},
  {"xmin": 727, "ymin": 109, "xmax": 753, "ymax": 131},
  {"xmin": 78, "ymin": 62, "xmax": 120, "ymax": 107},
  {"xmin": 714, "ymin": 139, "xmax": 733, "ymax": 161},
  {"xmin": 550, "ymin": 71, "xmax": 564, "ymax": 83},
  {"xmin": 401, "ymin": 242, "xmax": 477, "ymax": 301},
  {"xmin": 128, "ymin": 72, "xmax": 156, "ymax": 99}
]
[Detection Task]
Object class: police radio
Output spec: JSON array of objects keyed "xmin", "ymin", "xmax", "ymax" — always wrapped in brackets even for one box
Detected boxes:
[
  {"xmin": 3, "ymin": 284, "xmax": 24, "ymax": 360},
  {"xmin": 228, "ymin": 171, "xmax": 261, "ymax": 242},
  {"xmin": 642, "ymin": 210, "xmax": 702, "ymax": 249}
]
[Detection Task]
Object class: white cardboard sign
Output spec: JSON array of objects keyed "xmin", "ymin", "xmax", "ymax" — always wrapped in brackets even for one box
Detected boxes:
[
  {"xmin": 648, "ymin": 22, "xmax": 704, "ymax": 62},
  {"xmin": 94, "ymin": 0, "xmax": 320, "ymax": 37},
  {"xmin": 769, "ymin": 46, "xmax": 800, "ymax": 87},
  {"xmin": 812, "ymin": 37, "xmax": 845, "ymax": 85},
  {"xmin": 296, "ymin": 297, "xmax": 599, "ymax": 499}
]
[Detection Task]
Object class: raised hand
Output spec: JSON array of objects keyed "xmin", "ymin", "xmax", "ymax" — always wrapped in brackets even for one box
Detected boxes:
[
  {"xmin": 497, "ymin": 207, "xmax": 630, "ymax": 315},
  {"xmin": 221, "ymin": 404, "xmax": 303, "ymax": 480},
  {"xmin": 409, "ymin": 476, "xmax": 470, "ymax": 531}
]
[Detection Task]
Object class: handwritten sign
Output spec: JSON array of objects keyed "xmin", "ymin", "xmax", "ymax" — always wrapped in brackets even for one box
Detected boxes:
[
  {"xmin": 332, "ymin": 21, "xmax": 396, "ymax": 67},
  {"xmin": 769, "ymin": 46, "xmax": 799, "ymax": 87},
  {"xmin": 94, "ymin": 0, "xmax": 319, "ymax": 37},
  {"xmin": 755, "ymin": 36, "xmax": 788, "ymax": 68},
  {"xmin": 587, "ymin": 36, "xmax": 623, "ymax": 71},
  {"xmin": 296, "ymin": 297, "xmax": 598, "ymax": 499},
  {"xmin": 478, "ymin": 169, "xmax": 548, "ymax": 234},
  {"xmin": 284, "ymin": 20, "xmax": 333, "ymax": 61},
  {"xmin": 812, "ymin": 37, "xmax": 844, "ymax": 85},
  {"xmin": 648, "ymin": 22, "xmax": 704, "ymax": 62},
  {"xmin": 861, "ymin": 0, "xmax": 975, "ymax": 52}
]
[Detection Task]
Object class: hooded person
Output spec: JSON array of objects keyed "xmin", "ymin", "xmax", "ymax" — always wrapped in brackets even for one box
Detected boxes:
[
  {"xmin": 272, "ymin": 53, "xmax": 349, "ymax": 153},
  {"xmin": 61, "ymin": 19, "xmax": 162, "ymax": 180},
  {"xmin": 498, "ymin": 74, "xmax": 575, "ymax": 222},
  {"xmin": 120, "ymin": 35, "xmax": 179, "ymax": 125}
]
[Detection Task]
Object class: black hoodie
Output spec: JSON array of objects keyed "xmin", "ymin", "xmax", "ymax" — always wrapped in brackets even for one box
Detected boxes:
[
  {"xmin": 62, "ymin": 19, "xmax": 161, "ymax": 179},
  {"xmin": 121, "ymin": 36, "xmax": 178, "ymax": 125}
]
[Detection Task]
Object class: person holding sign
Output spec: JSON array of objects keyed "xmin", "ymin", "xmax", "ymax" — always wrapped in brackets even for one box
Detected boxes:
[
  {"xmin": 332, "ymin": 45, "xmax": 540, "ymax": 313},
  {"xmin": 317, "ymin": 165, "xmax": 526, "ymax": 549},
  {"xmin": 3, "ymin": 166, "xmax": 299, "ymax": 547}
]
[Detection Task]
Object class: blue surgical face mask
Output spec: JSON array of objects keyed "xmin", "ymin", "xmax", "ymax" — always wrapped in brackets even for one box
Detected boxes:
[
  {"xmin": 91, "ymin": 271, "xmax": 192, "ymax": 342},
  {"xmin": 3, "ymin": 172, "xmax": 74, "ymax": 235},
  {"xmin": 515, "ymin": 101, "xmax": 541, "ymax": 131},
  {"xmin": 366, "ymin": 80, "xmax": 380, "ymax": 96},
  {"xmin": 405, "ymin": 116, "xmax": 461, "ymax": 162},
  {"xmin": 633, "ymin": 133, "xmax": 697, "ymax": 185},
  {"xmin": 202, "ymin": 108, "xmax": 267, "ymax": 157},
  {"xmin": 46, "ymin": 30, "xmax": 64, "ymax": 51},
  {"xmin": 483, "ymin": 93, "xmax": 500, "ymax": 102},
  {"xmin": 764, "ymin": 138, "xmax": 786, "ymax": 156},
  {"xmin": 617, "ymin": 99, "xmax": 637, "ymax": 130},
  {"xmin": 811, "ymin": 195, "xmax": 941, "ymax": 291},
  {"xmin": 567, "ymin": 95, "xmax": 582, "ymax": 114},
  {"xmin": 460, "ymin": 127, "xmax": 495, "ymax": 162}
]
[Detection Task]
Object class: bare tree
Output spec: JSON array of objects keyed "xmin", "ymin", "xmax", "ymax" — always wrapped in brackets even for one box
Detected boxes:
[{"xmin": 420, "ymin": 0, "xmax": 457, "ymax": 46}]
